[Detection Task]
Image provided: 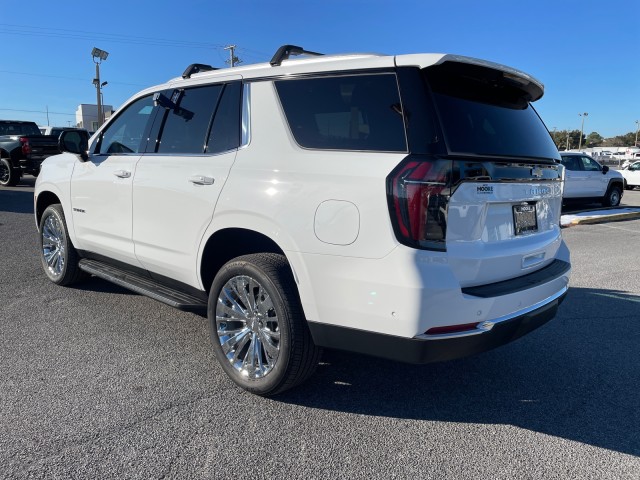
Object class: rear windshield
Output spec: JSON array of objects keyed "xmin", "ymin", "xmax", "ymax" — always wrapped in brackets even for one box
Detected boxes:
[
  {"xmin": 424, "ymin": 63, "xmax": 560, "ymax": 161},
  {"xmin": 0, "ymin": 123, "xmax": 42, "ymax": 136}
]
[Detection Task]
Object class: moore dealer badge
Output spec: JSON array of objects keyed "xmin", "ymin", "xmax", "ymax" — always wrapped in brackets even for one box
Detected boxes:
[{"xmin": 477, "ymin": 184, "xmax": 494, "ymax": 195}]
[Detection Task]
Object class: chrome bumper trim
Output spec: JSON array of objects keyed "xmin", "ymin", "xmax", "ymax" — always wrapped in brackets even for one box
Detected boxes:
[{"xmin": 415, "ymin": 285, "xmax": 568, "ymax": 341}]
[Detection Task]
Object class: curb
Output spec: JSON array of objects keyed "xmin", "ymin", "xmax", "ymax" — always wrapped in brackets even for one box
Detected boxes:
[{"xmin": 561, "ymin": 210, "xmax": 640, "ymax": 228}]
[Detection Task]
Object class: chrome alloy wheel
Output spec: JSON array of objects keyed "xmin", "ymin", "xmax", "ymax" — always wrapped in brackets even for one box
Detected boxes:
[
  {"xmin": 216, "ymin": 275, "xmax": 281, "ymax": 379},
  {"xmin": 41, "ymin": 214, "xmax": 66, "ymax": 277}
]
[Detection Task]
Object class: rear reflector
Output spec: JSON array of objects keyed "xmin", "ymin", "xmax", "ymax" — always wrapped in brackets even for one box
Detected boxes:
[{"xmin": 425, "ymin": 322, "xmax": 480, "ymax": 335}]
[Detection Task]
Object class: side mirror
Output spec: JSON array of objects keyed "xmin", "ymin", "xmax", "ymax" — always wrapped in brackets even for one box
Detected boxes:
[
  {"xmin": 602, "ymin": 165, "xmax": 609, "ymax": 174},
  {"xmin": 59, "ymin": 130, "xmax": 89, "ymax": 161}
]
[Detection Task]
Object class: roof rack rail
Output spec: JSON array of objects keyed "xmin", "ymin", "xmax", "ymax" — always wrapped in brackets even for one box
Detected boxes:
[
  {"xmin": 270, "ymin": 45, "xmax": 323, "ymax": 67},
  {"xmin": 182, "ymin": 63, "xmax": 218, "ymax": 79}
]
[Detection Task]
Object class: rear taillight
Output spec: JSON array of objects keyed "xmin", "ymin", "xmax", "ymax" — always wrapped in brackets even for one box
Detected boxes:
[
  {"xmin": 19, "ymin": 137, "xmax": 31, "ymax": 155},
  {"xmin": 387, "ymin": 157, "xmax": 452, "ymax": 251}
]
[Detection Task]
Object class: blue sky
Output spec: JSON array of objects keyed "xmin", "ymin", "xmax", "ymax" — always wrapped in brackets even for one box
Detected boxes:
[{"xmin": 1, "ymin": 0, "xmax": 638, "ymax": 138}]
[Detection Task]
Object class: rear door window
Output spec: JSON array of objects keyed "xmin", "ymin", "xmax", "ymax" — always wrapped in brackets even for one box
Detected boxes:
[
  {"xmin": 207, "ymin": 82, "xmax": 242, "ymax": 154},
  {"xmin": 156, "ymin": 85, "xmax": 223, "ymax": 154},
  {"xmin": 151, "ymin": 82, "xmax": 241, "ymax": 155},
  {"xmin": 275, "ymin": 73, "xmax": 407, "ymax": 152},
  {"xmin": 561, "ymin": 156, "xmax": 581, "ymax": 171}
]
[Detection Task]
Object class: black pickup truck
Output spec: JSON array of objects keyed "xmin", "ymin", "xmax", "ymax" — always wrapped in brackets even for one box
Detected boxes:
[{"xmin": 0, "ymin": 120, "xmax": 87, "ymax": 187}]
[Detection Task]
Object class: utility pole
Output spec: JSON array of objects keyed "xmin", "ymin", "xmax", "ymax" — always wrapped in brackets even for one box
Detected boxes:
[
  {"xmin": 566, "ymin": 131, "xmax": 570, "ymax": 151},
  {"xmin": 635, "ymin": 120, "xmax": 639, "ymax": 147},
  {"xmin": 225, "ymin": 45, "xmax": 236, "ymax": 67},
  {"xmin": 578, "ymin": 112, "xmax": 588, "ymax": 150}
]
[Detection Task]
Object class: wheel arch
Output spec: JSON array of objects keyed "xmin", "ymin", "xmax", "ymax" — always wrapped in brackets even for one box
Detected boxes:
[
  {"xmin": 602, "ymin": 178, "xmax": 623, "ymax": 206},
  {"xmin": 607, "ymin": 178, "xmax": 624, "ymax": 191},
  {"xmin": 35, "ymin": 190, "xmax": 62, "ymax": 229},
  {"xmin": 198, "ymin": 227, "xmax": 319, "ymax": 323},
  {"xmin": 200, "ymin": 227, "xmax": 287, "ymax": 293}
]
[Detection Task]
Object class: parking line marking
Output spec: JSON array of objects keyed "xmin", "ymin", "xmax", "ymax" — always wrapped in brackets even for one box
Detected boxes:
[{"xmin": 592, "ymin": 292, "xmax": 640, "ymax": 303}]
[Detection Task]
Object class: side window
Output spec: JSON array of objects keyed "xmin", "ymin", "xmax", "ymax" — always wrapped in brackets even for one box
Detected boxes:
[
  {"xmin": 156, "ymin": 85, "xmax": 222, "ymax": 154},
  {"xmin": 97, "ymin": 95, "xmax": 155, "ymax": 154},
  {"xmin": 581, "ymin": 156, "xmax": 601, "ymax": 172},
  {"xmin": 207, "ymin": 82, "xmax": 242, "ymax": 154},
  {"xmin": 561, "ymin": 156, "xmax": 579, "ymax": 171},
  {"xmin": 274, "ymin": 73, "xmax": 407, "ymax": 152}
]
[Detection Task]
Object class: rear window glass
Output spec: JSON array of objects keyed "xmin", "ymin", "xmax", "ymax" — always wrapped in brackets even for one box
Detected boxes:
[
  {"xmin": 275, "ymin": 74, "xmax": 407, "ymax": 152},
  {"xmin": 0, "ymin": 123, "xmax": 41, "ymax": 136},
  {"xmin": 424, "ymin": 64, "xmax": 560, "ymax": 160}
]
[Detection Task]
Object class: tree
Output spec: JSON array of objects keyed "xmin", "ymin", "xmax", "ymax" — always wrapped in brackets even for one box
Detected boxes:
[
  {"xmin": 602, "ymin": 131, "xmax": 636, "ymax": 147},
  {"xmin": 570, "ymin": 130, "xmax": 584, "ymax": 150},
  {"xmin": 586, "ymin": 132, "xmax": 603, "ymax": 147},
  {"xmin": 550, "ymin": 129, "xmax": 563, "ymax": 148}
]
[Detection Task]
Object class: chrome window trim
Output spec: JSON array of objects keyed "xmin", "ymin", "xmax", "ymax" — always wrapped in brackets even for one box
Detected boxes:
[{"xmin": 241, "ymin": 83, "xmax": 251, "ymax": 148}]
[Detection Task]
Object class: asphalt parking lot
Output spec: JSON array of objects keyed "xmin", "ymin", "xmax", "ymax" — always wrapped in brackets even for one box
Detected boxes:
[{"xmin": 1, "ymin": 178, "xmax": 639, "ymax": 479}]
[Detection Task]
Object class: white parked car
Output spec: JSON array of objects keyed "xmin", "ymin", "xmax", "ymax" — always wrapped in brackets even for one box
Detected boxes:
[
  {"xmin": 34, "ymin": 45, "xmax": 570, "ymax": 395},
  {"xmin": 621, "ymin": 153, "xmax": 640, "ymax": 170},
  {"xmin": 621, "ymin": 160, "xmax": 640, "ymax": 190},
  {"xmin": 559, "ymin": 152, "xmax": 624, "ymax": 206}
]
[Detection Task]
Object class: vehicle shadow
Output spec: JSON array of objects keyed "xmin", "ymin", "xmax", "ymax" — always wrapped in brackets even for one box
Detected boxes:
[
  {"xmin": 278, "ymin": 286, "xmax": 640, "ymax": 457},
  {"xmin": 75, "ymin": 277, "xmax": 135, "ymax": 295},
  {"xmin": 0, "ymin": 189, "xmax": 34, "ymax": 214}
]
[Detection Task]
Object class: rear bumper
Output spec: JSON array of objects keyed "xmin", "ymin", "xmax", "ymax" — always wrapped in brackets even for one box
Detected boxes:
[
  {"xmin": 18, "ymin": 157, "xmax": 44, "ymax": 172},
  {"xmin": 291, "ymin": 239, "xmax": 570, "ymax": 339},
  {"xmin": 308, "ymin": 287, "xmax": 566, "ymax": 364}
]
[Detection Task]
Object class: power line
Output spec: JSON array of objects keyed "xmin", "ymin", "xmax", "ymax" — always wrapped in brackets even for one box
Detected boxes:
[
  {"xmin": 0, "ymin": 69, "xmax": 145, "ymax": 87},
  {"xmin": 0, "ymin": 108, "xmax": 75, "ymax": 116},
  {"xmin": 0, "ymin": 23, "xmax": 228, "ymax": 50}
]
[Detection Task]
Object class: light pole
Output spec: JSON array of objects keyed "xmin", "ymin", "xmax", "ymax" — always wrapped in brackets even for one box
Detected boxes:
[
  {"xmin": 578, "ymin": 112, "xmax": 588, "ymax": 150},
  {"xmin": 100, "ymin": 81, "xmax": 108, "ymax": 123},
  {"xmin": 91, "ymin": 47, "xmax": 109, "ymax": 129},
  {"xmin": 635, "ymin": 120, "xmax": 639, "ymax": 147}
]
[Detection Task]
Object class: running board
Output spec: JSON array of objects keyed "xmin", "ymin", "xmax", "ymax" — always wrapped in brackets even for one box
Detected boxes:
[{"xmin": 78, "ymin": 259, "xmax": 208, "ymax": 312}]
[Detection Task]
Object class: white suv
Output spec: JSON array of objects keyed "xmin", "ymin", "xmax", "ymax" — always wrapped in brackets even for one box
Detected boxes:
[
  {"xmin": 560, "ymin": 152, "xmax": 624, "ymax": 207},
  {"xmin": 35, "ymin": 45, "xmax": 570, "ymax": 395}
]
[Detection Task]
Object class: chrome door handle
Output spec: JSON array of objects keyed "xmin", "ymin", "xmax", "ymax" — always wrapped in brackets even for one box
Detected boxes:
[
  {"xmin": 189, "ymin": 175, "xmax": 215, "ymax": 185},
  {"xmin": 113, "ymin": 170, "xmax": 131, "ymax": 178}
]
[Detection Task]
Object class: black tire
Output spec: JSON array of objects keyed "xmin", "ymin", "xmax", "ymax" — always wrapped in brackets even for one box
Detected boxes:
[
  {"xmin": 0, "ymin": 158, "xmax": 19, "ymax": 187},
  {"xmin": 208, "ymin": 253, "xmax": 321, "ymax": 396},
  {"xmin": 39, "ymin": 204, "xmax": 87, "ymax": 286},
  {"xmin": 602, "ymin": 185, "xmax": 622, "ymax": 207}
]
